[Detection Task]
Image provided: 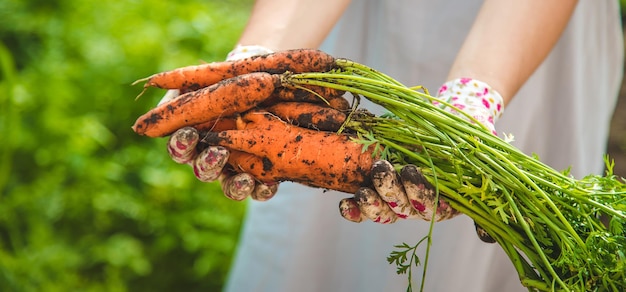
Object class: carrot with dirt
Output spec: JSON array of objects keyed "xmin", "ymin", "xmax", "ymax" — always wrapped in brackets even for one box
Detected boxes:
[
  {"xmin": 264, "ymin": 102, "xmax": 347, "ymax": 131},
  {"xmin": 190, "ymin": 101, "xmax": 347, "ymax": 133},
  {"xmin": 327, "ymin": 95, "xmax": 351, "ymax": 111},
  {"xmin": 193, "ymin": 117, "xmax": 238, "ymax": 132},
  {"xmin": 133, "ymin": 49, "xmax": 337, "ymax": 91},
  {"xmin": 201, "ymin": 110, "xmax": 375, "ymax": 193},
  {"xmin": 272, "ymin": 84, "xmax": 345, "ymax": 103},
  {"xmin": 132, "ymin": 72, "xmax": 280, "ymax": 137},
  {"xmin": 261, "ymin": 91, "xmax": 351, "ymax": 111}
]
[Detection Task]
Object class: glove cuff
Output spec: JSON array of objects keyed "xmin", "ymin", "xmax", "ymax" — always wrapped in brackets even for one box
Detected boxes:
[
  {"xmin": 435, "ymin": 78, "xmax": 504, "ymax": 134},
  {"xmin": 226, "ymin": 45, "xmax": 274, "ymax": 61}
]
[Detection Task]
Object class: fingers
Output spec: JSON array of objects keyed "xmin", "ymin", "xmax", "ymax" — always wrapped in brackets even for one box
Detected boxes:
[
  {"xmin": 370, "ymin": 160, "xmax": 419, "ymax": 219},
  {"xmin": 167, "ymin": 127, "xmax": 200, "ymax": 164},
  {"xmin": 474, "ymin": 221, "xmax": 496, "ymax": 243},
  {"xmin": 400, "ymin": 165, "xmax": 459, "ymax": 221},
  {"xmin": 168, "ymin": 126, "xmax": 279, "ymax": 201},
  {"xmin": 339, "ymin": 198, "xmax": 367, "ymax": 223},
  {"xmin": 192, "ymin": 146, "xmax": 230, "ymax": 182},
  {"xmin": 220, "ymin": 172, "xmax": 256, "ymax": 201},
  {"xmin": 340, "ymin": 161, "xmax": 460, "ymax": 224},
  {"xmin": 169, "ymin": 127, "xmax": 231, "ymax": 183},
  {"xmin": 250, "ymin": 182, "xmax": 279, "ymax": 201},
  {"xmin": 354, "ymin": 187, "xmax": 398, "ymax": 224},
  {"xmin": 219, "ymin": 171, "xmax": 280, "ymax": 201}
]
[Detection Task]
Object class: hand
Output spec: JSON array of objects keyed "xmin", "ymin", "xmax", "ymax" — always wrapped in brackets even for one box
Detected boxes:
[
  {"xmin": 162, "ymin": 45, "xmax": 279, "ymax": 202},
  {"xmin": 339, "ymin": 160, "xmax": 459, "ymax": 224},
  {"xmin": 338, "ymin": 78, "xmax": 504, "ymax": 243},
  {"xmin": 167, "ymin": 126, "xmax": 279, "ymax": 201},
  {"xmin": 339, "ymin": 160, "xmax": 495, "ymax": 243},
  {"xmin": 434, "ymin": 77, "xmax": 504, "ymax": 135}
]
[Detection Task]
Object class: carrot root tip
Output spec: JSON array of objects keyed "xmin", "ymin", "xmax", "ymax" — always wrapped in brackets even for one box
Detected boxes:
[{"xmin": 134, "ymin": 87, "xmax": 149, "ymax": 100}]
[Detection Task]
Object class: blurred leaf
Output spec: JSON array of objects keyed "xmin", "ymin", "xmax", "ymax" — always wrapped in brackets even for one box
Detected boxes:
[{"xmin": 0, "ymin": 0, "xmax": 253, "ymax": 291}]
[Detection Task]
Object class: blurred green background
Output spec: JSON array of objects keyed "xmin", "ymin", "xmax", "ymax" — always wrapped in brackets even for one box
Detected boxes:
[
  {"xmin": 1, "ymin": 0, "xmax": 253, "ymax": 291},
  {"xmin": 1, "ymin": 1, "xmax": 625, "ymax": 292}
]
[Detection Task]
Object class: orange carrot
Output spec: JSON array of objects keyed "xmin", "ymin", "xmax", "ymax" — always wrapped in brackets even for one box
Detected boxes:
[
  {"xmin": 327, "ymin": 95, "xmax": 351, "ymax": 111},
  {"xmin": 194, "ymin": 117, "xmax": 238, "ymax": 132},
  {"xmin": 264, "ymin": 102, "xmax": 347, "ymax": 131},
  {"xmin": 136, "ymin": 49, "xmax": 336, "ymax": 91},
  {"xmin": 132, "ymin": 72, "xmax": 280, "ymax": 137},
  {"xmin": 272, "ymin": 84, "xmax": 345, "ymax": 103},
  {"xmin": 201, "ymin": 110, "xmax": 376, "ymax": 193},
  {"xmin": 270, "ymin": 84, "xmax": 350, "ymax": 110}
]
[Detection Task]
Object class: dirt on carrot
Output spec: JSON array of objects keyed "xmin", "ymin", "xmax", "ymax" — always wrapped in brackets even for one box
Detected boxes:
[
  {"xmin": 264, "ymin": 102, "xmax": 347, "ymax": 132},
  {"xmin": 273, "ymin": 85, "xmax": 353, "ymax": 111},
  {"xmin": 327, "ymin": 95, "xmax": 352, "ymax": 111},
  {"xmin": 135, "ymin": 49, "xmax": 337, "ymax": 91},
  {"xmin": 132, "ymin": 72, "xmax": 280, "ymax": 137},
  {"xmin": 200, "ymin": 110, "xmax": 376, "ymax": 193},
  {"xmin": 272, "ymin": 84, "xmax": 345, "ymax": 103},
  {"xmin": 193, "ymin": 117, "xmax": 238, "ymax": 132}
]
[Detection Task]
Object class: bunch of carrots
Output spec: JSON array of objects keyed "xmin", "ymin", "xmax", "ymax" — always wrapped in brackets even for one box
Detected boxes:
[{"xmin": 132, "ymin": 49, "xmax": 626, "ymax": 291}]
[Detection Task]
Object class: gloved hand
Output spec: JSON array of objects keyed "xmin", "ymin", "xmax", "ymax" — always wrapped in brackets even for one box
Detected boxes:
[
  {"xmin": 434, "ymin": 77, "xmax": 503, "ymax": 135},
  {"xmin": 162, "ymin": 45, "xmax": 280, "ymax": 202},
  {"xmin": 339, "ymin": 78, "xmax": 504, "ymax": 243},
  {"xmin": 338, "ymin": 160, "xmax": 459, "ymax": 224}
]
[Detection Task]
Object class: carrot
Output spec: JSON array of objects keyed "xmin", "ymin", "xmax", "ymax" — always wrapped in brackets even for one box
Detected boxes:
[
  {"xmin": 201, "ymin": 110, "xmax": 376, "ymax": 193},
  {"xmin": 191, "ymin": 101, "xmax": 348, "ymax": 133},
  {"xmin": 327, "ymin": 95, "xmax": 351, "ymax": 111},
  {"xmin": 193, "ymin": 117, "xmax": 238, "ymax": 132},
  {"xmin": 272, "ymin": 84, "xmax": 345, "ymax": 103},
  {"xmin": 259, "ymin": 91, "xmax": 351, "ymax": 112},
  {"xmin": 224, "ymin": 150, "xmax": 270, "ymax": 180},
  {"xmin": 135, "ymin": 49, "xmax": 336, "ymax": 91},
  {"xmin": 272, "ymin": 85, "xmax": 351, "ymax": 111},
  {"xmin": 264, "ymin": 102, "xmax": 347, "ymax": 131},
  {"xmin": 132, "ymin": 72, "xmax": 280, "ymax": 137}
]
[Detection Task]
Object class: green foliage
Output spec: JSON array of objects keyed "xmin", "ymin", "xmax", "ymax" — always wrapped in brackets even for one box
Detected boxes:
[
  {"xmin": 387, "ymin": 241, "xmax": 422, "ymax": 275},
  {"xmin": 288, "ymin": 64, "xmax": 626, "ymax": 291},
  {"xmin": 0, "ymin": 0, "xmax": 253, "ymax": 291},
  {"xmin": 386, "ymin": 239, "xmax": 425, "ymax": 292}
]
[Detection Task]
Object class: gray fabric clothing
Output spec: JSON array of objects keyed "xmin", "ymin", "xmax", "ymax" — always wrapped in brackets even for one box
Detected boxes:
[{"xmin": 225, "ymin": 1, "xmax": 624, "ymax": 291}]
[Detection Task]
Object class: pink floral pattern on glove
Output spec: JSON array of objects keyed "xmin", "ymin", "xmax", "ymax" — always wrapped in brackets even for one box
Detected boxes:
[{"xmin": 434, "ymin": 78, "xmax": 504, "ymax": 135}]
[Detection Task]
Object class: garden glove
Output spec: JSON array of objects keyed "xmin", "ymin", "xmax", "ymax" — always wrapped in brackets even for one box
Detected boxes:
[
  {"xmin": 339, "ymin": 160, "xmax": 459, "ymax": 224},
  {"xmin": 434, "ymin": 77, "xmax": 503, "ymax": 135},
  {"xmin": 163, "ymin": 45, "xmax": 279, "ymax": 202},
  {"xmin": 339, "ymin": 78, "xmax": 504, "ymax": 242}
]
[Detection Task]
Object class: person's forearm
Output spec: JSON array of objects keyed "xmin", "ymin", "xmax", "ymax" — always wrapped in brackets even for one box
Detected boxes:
[
  {"xmin": 447, "ymin": 0, "xmax": 578, "ymax": 105},
  {"xmin": 236, "ymin": 0, "xmax": 352, "ymax": 51}
]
